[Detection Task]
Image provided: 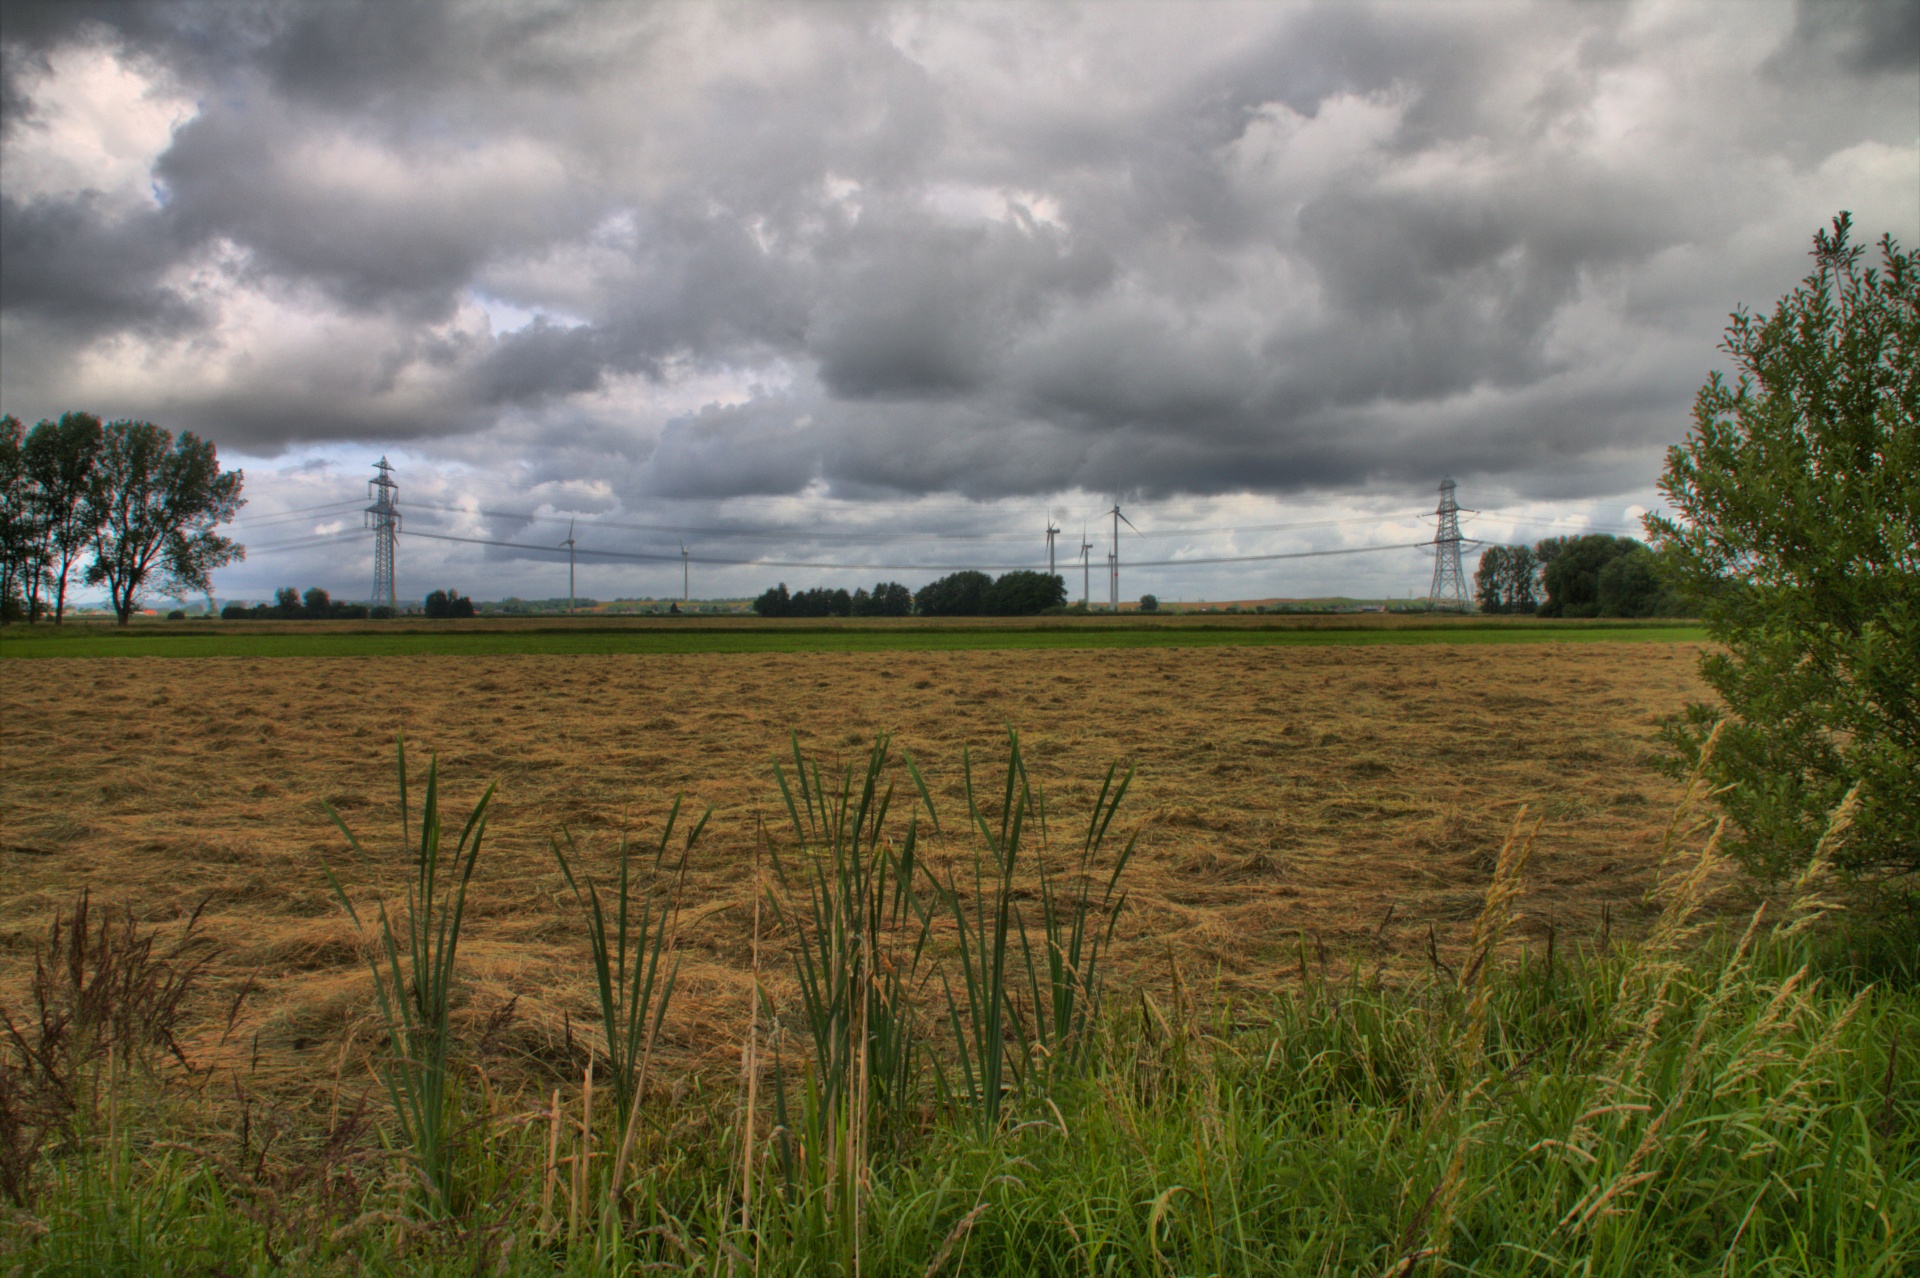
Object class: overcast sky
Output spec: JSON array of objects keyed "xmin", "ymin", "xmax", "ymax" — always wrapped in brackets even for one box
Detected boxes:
[{"xmin": 2, "ymin": 0, "xmax": 1914, "ymax": 605}]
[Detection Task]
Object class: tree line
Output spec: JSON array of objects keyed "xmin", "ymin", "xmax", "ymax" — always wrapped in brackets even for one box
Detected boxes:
[
  {"xmin": 753, "ymin": 571, "xmax": 1067, "ymax": 618},
  {"xmin": 220, "ymin": 586, "xmax": 378, "ymax": 621},
  {"xmin": 1474, "ymin": 534, "xmax": 1684, "ymax": 617},
  {"xmin": 0, "ymin": 412, "xmax": 245, "ymax": 625}
]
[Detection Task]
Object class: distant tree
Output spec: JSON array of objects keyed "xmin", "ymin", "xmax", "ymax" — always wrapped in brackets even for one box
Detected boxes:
[
  {"xmin": 753, "ymin": 582, "xmax": 791, "ymax": 617},
  {"xmin": 303, "ymin": 586, "xmax": 332, "ymax": 619},
  {"xmin": 1650, "ymin": 214, "xmax": 1918, "ymax": 893},
  {"xmin": 1537, "ymin": 534, "xmax": 1641, "ymax": 618},
  {"xmin": 1595, "ymin": 545, "xmax": 1680, "ymax": 617},
  {"xmin": 166, "ymin": 609, "xmax": 186, "ymax": 620},
  {"xmin": 274, "ymin": 587, "xmax": 303, "ymax": 618},
  {"xmin": 875, "ymin": 582, "xmax": 912, "ymax": 615},
  {"xmin": 1474, "ymin": 544, "xmax": 1539, "ymax": 614},
  {"xmin": 983, "ymin": 570, "xmax": 1067, "ymax": 616},
  {"xmin": 0, "ymin": 416, "xmax": 28, "ymax": 623},
  {"xmin": 1138, "ymin": 593, "xmax": 1159, "ymax": 613},
  {"xmin": 915, "ymin": 570, "xmax": 992, "ymax": 616},
  {"xmin": 221, "ymin": 602, "xmax": 248, "ymax": 620},
  {"xmin": 788, "ymin": 586, "xmax": 852, "ymax": 617},
  {"xmin": 424, "ymin": 588, "xmax": 474, "ymax": 619},
  {"xmin": 22, "ymin": 412, "xmax": 104, "ymax": 624},
  {"xmin": 86, "ymin": 421, "xmax": 244, "ymax": 625}
]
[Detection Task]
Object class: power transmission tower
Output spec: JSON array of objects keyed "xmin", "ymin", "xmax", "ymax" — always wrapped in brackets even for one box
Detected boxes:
[
  {"xmin": 560, "ymin": 520, "xmax": 577, "ymax": 614},
  {"xmin": 1427, "ymin": 477, "xmax": 1470, "ymax": 610},
  {"xmin": 364, "ymin": 457, "xmax": 400, "ymax": 610},
  {"xmin": 1045, "ymin": 510, "xmax": 1060, "ymax": 577}
]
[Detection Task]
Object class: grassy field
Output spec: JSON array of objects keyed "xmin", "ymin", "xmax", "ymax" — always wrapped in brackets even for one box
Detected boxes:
[{"xmin": 0, "ymin": 613, "xmax": 1706, "ymax": 658}]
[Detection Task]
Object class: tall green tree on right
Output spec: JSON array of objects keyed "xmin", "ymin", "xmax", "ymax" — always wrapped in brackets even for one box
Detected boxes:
[{"xmin": 1649, "ymin": 214, "xmax": 1917, "ymax": 896}]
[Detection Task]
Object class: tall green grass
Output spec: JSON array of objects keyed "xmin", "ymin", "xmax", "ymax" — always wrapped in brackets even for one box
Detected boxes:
[
  {"xmin": 322, "ymin": 737, "xmax": 494, "ymax": 1217},
  {"xmin": 7, "ymin": 730, "xmax": 1916, "ymax": 1276}
]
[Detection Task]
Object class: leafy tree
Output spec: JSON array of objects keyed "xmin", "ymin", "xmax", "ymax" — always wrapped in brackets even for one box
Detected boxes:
[
  {"xmin": 1595, "ymin": 546, "xmax": 1681, "ymax": 618},
  {"xmin": 0, "ymin": 416, "xmax": 27, "ymax": 623},
  {"xmin": 424, "ymin": 588, "xmax": 474, "ymax": 619},
  {"xmin": 984, "ymin": 570, "xmax": 1067, "ymax": 616},
  {"xmin": 21, "ymin": 412, "xmax": 104, "ymax": 624},
  {"xmin": 788, "ymin": 586, "xmax": 852, "ymax": 617},
  {"xmin": 1537, "ymin": 534, "xmax": 1643, "ymax": 617},
  {"xmin": 1138, "ymin": 593, "xmax": 1159, "ymax": 613},
  {"xmin": 86, "ymin": 422, "xmax": 244, "ymax": 625},
  {"xmin": 753, "ymin": 582, "xmax": 791, "ymax": 617},
  {"xmin": 274, "ymin": 586, "xmax": 304, "ymax": 618},
  {"xmin": 852, "ymin": 581, "xmax": 912, "ymax": 616},
  {"xmin": 1474, "ymin": 544, "xmax": 1539, "ymax": 614},
  {"xmin": 303, "ymin": 586, "xmax": 332, "ymax": 619},
  {"xmin": 914, "ymin": 570, "xmax": 992, "ymax": 616},
  {"xmin": 1649, "ymin": 214, "xmax": 1918, "ymax": 894}
]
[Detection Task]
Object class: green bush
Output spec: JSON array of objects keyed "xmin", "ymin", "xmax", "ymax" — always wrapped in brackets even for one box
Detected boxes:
[{"xmin": 1651, "ymin": 215, "xmax": 1918, "ymax": 897}]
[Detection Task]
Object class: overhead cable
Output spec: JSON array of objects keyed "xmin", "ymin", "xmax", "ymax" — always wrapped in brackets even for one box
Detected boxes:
[{"xmin": 399, "ymin": 527, "xmax": 1422, "ymax": 573}]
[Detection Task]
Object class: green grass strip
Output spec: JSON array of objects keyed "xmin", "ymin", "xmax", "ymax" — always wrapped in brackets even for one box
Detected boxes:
[{"xmin": 0, "ymin": 620, "xmax": 1706, "ymax": 659}]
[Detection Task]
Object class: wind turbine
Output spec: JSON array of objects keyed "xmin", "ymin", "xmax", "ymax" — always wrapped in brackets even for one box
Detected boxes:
[
  {"xmin": 1108, "ymin": 501, "xmax": 1138, "ymax": 610},
  {"xmin": 1078, "ymin": 528, "xmax": 1093, "ymax": 609},
  {"xmin": 680, "ymin": 542, "xmax": 690, "ymax": 602},
  {"xmin": 560, "ymin": 520, "xmax": 576, "ymax": 614},
  {"xmin": 1045, "ymin": 509, "xmax": 1060, "ymax": 578}
]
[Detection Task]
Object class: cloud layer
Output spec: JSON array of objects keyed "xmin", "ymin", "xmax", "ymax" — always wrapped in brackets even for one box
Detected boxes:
[{"xmin": 1, "ymin": 0, "xmax": 1915, "ymax": 599}]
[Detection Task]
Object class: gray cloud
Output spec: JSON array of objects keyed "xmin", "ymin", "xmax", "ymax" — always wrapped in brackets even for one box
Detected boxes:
[{"xmin": 1, "ymin": 0, "xmax": 1915, "ymax": 516}]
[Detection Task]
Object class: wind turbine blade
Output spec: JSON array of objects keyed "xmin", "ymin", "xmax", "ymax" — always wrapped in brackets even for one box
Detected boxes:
[{"xmin": 1118, "ymin": 511, "xmax": 1140, "ymax": 533}]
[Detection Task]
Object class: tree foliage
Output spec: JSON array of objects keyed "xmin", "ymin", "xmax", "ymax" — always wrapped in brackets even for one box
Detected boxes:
[
  {"xmin": 1474, "ymin": 544, "xmax": 1539, "ymax": 614},
  {"xmin": 914, "ymin": 570, "xmax": 993, "ymax": 617},
  {"xmin": 84, "ymin": 421, "xmax": 245, "ymax": 625},
  {"xmin": 22, "ymin": 412, "xmax": 104, "ymax": 624},
  {"xmin": 0, "ymin": 416, "xmax": 29, "ymax": 622},
  {"xmin": 1649, "ymin": 214, "xmax": 1918, "ymax": 893},
  {"xmin": 423, "ymin": 588, "xmax": 475, "ymax": 619}
]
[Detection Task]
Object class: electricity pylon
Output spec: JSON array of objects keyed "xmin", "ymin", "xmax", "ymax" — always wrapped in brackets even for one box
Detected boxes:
[
  {"xmin": 560, "ymin": 520, "xmax": 577, "ymax": 614},
  {"xmin": 364, "ymin": 457, "xmax": 400, "ymax": 610},
  {"xmin": 1427, "ymin": 477, "xmax": 1470, "ymax": 609}
]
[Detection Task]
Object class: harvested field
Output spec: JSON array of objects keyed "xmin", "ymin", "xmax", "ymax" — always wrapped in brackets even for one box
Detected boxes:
[{"xmin": 0, "ymin": 643, "xmax": 1708, "ymax": 1097}]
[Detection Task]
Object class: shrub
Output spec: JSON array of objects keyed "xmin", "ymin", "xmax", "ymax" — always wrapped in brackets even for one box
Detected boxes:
[
  {"xmin": 423, "ymin": 589, "xmax": 474, "ymax": 619},
  {"xmin": 1138, "ymin": 593, "xmax": 1158, "ymax": 613},
  {"xmin": 1650, "ymin": 214, "xmax": 1918, "ymax": 896}
]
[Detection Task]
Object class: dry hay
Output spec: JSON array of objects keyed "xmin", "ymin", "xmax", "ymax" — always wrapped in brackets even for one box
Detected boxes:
[{"xmin": 0, "ymin": 643, "xmax": 1706, "ymax": 1096}]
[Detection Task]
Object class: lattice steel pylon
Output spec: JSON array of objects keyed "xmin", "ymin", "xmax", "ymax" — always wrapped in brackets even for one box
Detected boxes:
[
  {"xmin": 365, "ymin": 457, "xmax": 400, "ymax": 610},
  {"xmin": 1427, "ymin": 476, "xmax": 1469, "ymax": 609}
]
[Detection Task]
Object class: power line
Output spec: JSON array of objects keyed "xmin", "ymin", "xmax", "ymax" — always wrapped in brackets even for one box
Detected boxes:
[
  {"xmin": 401, "ymin": 499, "xmax": 1426, "ymax": 544},
  {"xmin": 398, "ymin": 526, "xmax": 1421, "ymax": 573}
]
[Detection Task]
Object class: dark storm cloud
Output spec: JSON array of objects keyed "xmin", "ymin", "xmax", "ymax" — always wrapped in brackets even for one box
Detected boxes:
[
  {"xmin": 0, "ymin": 192, "xmax": 197, "ymax": 333},
  {"xmin": 1779, "ymin": 0, "xmax": 1920, "ymax": 77},
  {"xmin": 1, "ymin": 0, "xmax": 1914, "ymax": 506}
]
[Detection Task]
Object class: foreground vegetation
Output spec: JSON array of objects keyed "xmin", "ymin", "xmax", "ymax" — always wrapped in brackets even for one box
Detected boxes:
[{"xmin": 3, "ymin": 731, "xmax": 1913, "ymax": 1275}]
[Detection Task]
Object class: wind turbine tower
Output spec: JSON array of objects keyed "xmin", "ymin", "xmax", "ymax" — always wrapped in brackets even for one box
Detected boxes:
[
  {"xmin": 1045, "ymin": 510, "xmax": 1060, "ymax": 578},
  {"xmin": 364, "ymin": 457, "xmax": 400, "ymax": 610},
  {"xmin": 1078, "ymin": 529, "xmax": 1092, "ymax": 609},
  {"xmin": 560, "ymin": 520, "xmax": 577, "ymax": 614},
  {"xmin": 681, "ymin": 542, "xmax": 690, "ymax": 601},
  {"xmin": 1427, "ymin": 477, "xmax": 1470, "ymax": 610},
  {"xmin": 1108, "ymin": 501, "xmax": 1137, "ymax": 610}
]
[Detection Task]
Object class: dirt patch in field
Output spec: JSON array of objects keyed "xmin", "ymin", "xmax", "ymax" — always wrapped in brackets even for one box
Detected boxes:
[{"xmin": 0, "ymin": 643, "xmax": 1707, "ymax": 1095}]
